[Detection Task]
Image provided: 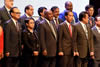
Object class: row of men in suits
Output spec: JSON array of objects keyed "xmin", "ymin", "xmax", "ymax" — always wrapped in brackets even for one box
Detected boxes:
[{"xmin": 0, "ymin": 0, "xmax": 100, "ymax": 67}]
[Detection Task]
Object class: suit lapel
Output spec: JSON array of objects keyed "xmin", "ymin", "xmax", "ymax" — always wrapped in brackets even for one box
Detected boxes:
[
  {"xmin": 72, "ymin": 25, "xmax": 74, "ymax": 37},
  {"xmin": 64, "ymin": 22, "xmax": 71, "ymax": 37},
  {"xmin": 10, "ymin": 20, "xmax": 17, "ymax": 32},
  {"xmin": 45, "ymin": 20, "xmax": 57, "ymax": 40},
  {"xmin": 78, "ymin": 22, "xmax": 87, "ymax": 39},
  {"xmin": 3, "ymin": 6, "xmax": 11, "ymax": 19}
]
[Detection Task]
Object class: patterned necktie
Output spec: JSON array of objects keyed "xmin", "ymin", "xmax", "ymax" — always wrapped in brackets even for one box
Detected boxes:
[
  {"xmin": 84, "ymin": 24, "xmax": 88, "ymax": 39},
  {"xmin": 16, "ymin": 22, "xmax": 19, "ymax": 31},
  {"xmin": 68, "ymin": 24, "xmax": 72, "ymax": 37},
  {"xmin": 55, "ymin": 18, "xmax": 58, "ymax": 26},
  {"xmin": 89, "ymin": 17, "xmax": 92, "ymax": 26},
  {"xmin": 49, "ymin": 22, "xmax": 57, "ymax": 40}
]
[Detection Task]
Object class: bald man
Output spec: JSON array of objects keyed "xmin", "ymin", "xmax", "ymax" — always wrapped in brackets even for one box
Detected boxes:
[
  {"xmin": 39, "ymin": 10, "xmax": 57, "ymax": 67},
  {"xmin": 59, "ymin": 1, "xmax": 78, "ymax": 24}
]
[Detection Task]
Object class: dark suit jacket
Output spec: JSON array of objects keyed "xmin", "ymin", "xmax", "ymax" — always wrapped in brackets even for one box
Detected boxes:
[
  {"xmin": 22, "ymin": 29, "xmax": 40, "ymax": 57},
  {"xmin": 0, "ymin": 6, "xmax": 11, "ymax": 27},
  {"xmin": 52, "ymin": 18, "xmax": 63, "ymax": 28},
  {"xmin": 18, "ymin": 14, "xmax": 35, "ymax": 31},
  {"xmin": 35, "ymin": 17, "xmax": 44, "ymax": 31},
  {"xmin": 39, "ymin": 19, "xmax": 57, "ymax": 57},
  {"xmin": 74, "ymin": 22, "xmax": 94, "ymax": 58},
  {"xmin": 58, "ymin": 22, "xmax": 76, "ymax": 55},
  {"xmin": 4, "ymin": 19, "xmax": 21, "ymax": 57},
  {"xmin": 92, "ymin": 26, "xmax": 100, "ymax": 60}
]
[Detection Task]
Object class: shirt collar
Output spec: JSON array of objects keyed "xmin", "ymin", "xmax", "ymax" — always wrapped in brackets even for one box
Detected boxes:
[
  {"xmin": 25, "ymin": 14, "xmax": 31, "ymax": 18},
  {"xmin": 11, "ymin": 18, "xmax": 17, "ymax": 25},
  {"xmin": 65, "ymin": 20, "xmax": 71, "ymax": 27},
  {"xmin": 40, "ymin": 16, "xmax": 45, "ymax": 19},
  {"xmin": 96, "ymin": 25, "xmax": 100, "ymax": 31},
  {"xmin": 80, "ymin": 21, "xmax": 86, "ymax": 26},
  {"xmin": 5, "ymin": 6, "xmax": 10, "ymax": 12}
]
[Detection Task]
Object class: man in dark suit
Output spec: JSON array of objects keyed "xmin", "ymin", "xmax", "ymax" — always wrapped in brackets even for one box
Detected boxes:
[
  {"xmin": 92, "ymin": 15, "xmax": 100, "ymax": 67},
  {"xmin": 35, "ymin": 7, "xmax": 47, "ymax": 67},
  {"xmin": 4, "ymin": 7, "xmax": 21, "ymax": 67},
  {"xmin": 59, "ymin": 1, "xmax": 78, "ymax": 24},
  {"xmin": 0, "ymin": 0, "xmax": 13, "ymax": 27},
  {"xmin": 51, "ymin": 6, "xmax": 63, "ymax": 29},
  {"xmin": 35, "ymin": 7, "xmax": 47, "ymax": 29},
  {"xmin": 19, "ymin": 5, "xmax": 34, "ymax": 31},
  {"xmin": 39, "ymin": 10, "xmax": 57, "ymax": 67},
  {"xmin": 74, "ymin": 11, "xmax": 94, "ymax": 67},
  {"xmin": 85, "ymin": 5, "xmax": 95, "ymax": 28},
  {"xmin": 58, "ymin": 11, "xmax": 76, "ymax": 67}
]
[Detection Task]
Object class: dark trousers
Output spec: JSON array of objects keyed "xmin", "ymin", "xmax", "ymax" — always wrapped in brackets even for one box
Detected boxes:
[
  {"xmin": 94, "ymin": 60, "xmax": 100, "ymax": 67},
  {"xmin": 40, "ymin": 56, "xmax": 56, "ymax": 67},
  {"xmin": 23, "ymin": 56, "xmax": 38, "ymax": 67},
  {"xmin": 58, "ymin": 55, "xmax": 74, "ymax": 67},
  {"xmin": 5, "ymin": 57, "xmax": 19, "ymax": 67},
  {"xmin": 76, "ymin": 57, "xmax": 88, "ymax": 67},
  {"xmin": 88, "ymin": 58, "xmax": 94, "ymax": 67},
  {"xmin": 0, "ymin": 59, "xmax": 4, "ymax": 67}
]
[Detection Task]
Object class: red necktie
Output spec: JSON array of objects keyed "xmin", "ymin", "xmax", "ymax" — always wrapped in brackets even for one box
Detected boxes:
[{"xmin": 69, "ymin": 24, "xmax": 72, "ymax": 37}]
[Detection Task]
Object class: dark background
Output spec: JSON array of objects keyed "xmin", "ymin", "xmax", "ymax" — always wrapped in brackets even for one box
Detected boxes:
[{"xmin": 90, "ymin": 0, "xmax": 100, "ymax": 17}]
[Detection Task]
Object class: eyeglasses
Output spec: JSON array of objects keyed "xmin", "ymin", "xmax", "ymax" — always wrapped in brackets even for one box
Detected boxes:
[{"xmin": 13, "ymin": 12, "xmax": 21, "ymax": 14}]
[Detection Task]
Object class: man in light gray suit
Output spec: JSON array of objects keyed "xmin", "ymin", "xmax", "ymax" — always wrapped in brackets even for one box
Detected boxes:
[
  {"xmin": 92, "ymin": 15, "xmax": 100, "ymax": 67},
  {"xmin": 74, "ymin": 11, "xmax": 94, "ymax": 67}
]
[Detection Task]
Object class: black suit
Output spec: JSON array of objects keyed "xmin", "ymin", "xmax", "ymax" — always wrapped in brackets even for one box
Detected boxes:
[
  {"xmin": 58, "ymin": 22, "xmax": 76, "ymax": 67},
  {"xmin": 39, "ymin": 19, "xmax": 57, "ymax": 67},
  {"xmin": 22, "ymin": 29, "xmax": 40, "ymax": 67},
  {"xmin": 4, "ymin": 19, "xmax": 21, "ymax": 67},
  {"xmin": 0, "ymin": 6, "xmax": 11, "ymax": 27}
]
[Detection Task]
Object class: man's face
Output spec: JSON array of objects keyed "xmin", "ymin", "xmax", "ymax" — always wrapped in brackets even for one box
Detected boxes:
[
  {"xmin": 26, "ymin": 19, "xmax": 35, "ymax": 29},
  {"xmin": 95, "ymin": 17, "xmax": 100, "ymax": 27},
  {"xmin": 83, "ymin": 14, "xmax": 89, "ymax": 24},
  {"xmin": 5, "ymin": 0, "xmax": 13, "ymax": 9},
  {"xmin": 46, "ymin": 10, "xmax": 53, "ymax": 21},
  {"xmin": 40, "ymin": 9, "xmax": 47, "ymax": 17},
  {"xmin": 65, "ymin": 2, "xmax": 73, "ymax": 11},
  {"xmin": 11, "ymin": 8, "xmax": 21, "ymax": 20},
  {"xmin": 27, "ymin": 6, "xmax": 34, "ymax": 16},
  {"xmin": 87, "ymin": 7, "xmax": 94, "ymax": 17},
  {"xmin": 65, "ymin": 12, "xmax": 73, "ymax": 23},
  {"xmin": 53, "ymin": 8, "xmax": 59, "ymax": 18}
]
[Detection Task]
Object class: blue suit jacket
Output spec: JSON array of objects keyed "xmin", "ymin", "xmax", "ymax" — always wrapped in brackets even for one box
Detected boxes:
[{"xmin": 59, "ymin": 10, "xmax": 78, "ymax": 23}]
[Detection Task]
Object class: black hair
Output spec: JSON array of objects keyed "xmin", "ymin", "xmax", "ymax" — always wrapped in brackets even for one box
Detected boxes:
[
  {"xmin": 51, "ymin": 6, "xmax": 58, "ymax": 12},
  {"xmin": 79, "ymin": 11, "xmax": 88, "ymax": 21},
  {"xmin": 38, "ymin": 7, "xmax": 47, "ymax": 16}
]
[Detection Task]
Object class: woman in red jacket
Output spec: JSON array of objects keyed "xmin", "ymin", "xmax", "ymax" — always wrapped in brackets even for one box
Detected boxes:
[{"xmin": 0, "ymin": 26, "xmax": 3, "ymax": 60}]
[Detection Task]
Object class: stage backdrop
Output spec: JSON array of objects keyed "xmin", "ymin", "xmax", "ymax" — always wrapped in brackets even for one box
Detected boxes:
[{"xmin": 0, "ymin": 0, "xmax": 89, "ymax": 19}]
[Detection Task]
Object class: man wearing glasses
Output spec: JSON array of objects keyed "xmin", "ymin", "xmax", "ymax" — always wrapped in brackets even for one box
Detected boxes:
[{"xmin": 4, "ymin": 7, "xmax": 21, "ymax": 67}]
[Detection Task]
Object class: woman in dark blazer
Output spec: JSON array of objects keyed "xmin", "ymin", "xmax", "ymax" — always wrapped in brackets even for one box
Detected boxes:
[{"xmin": 22, "ymin": 18, "xmax": 40, "ymax": 67}]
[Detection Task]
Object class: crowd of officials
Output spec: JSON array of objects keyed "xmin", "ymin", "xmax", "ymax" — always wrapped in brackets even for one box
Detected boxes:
[{"xmin": 0, "ymin": 0, "xmax": 100, "ymax": 67}]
